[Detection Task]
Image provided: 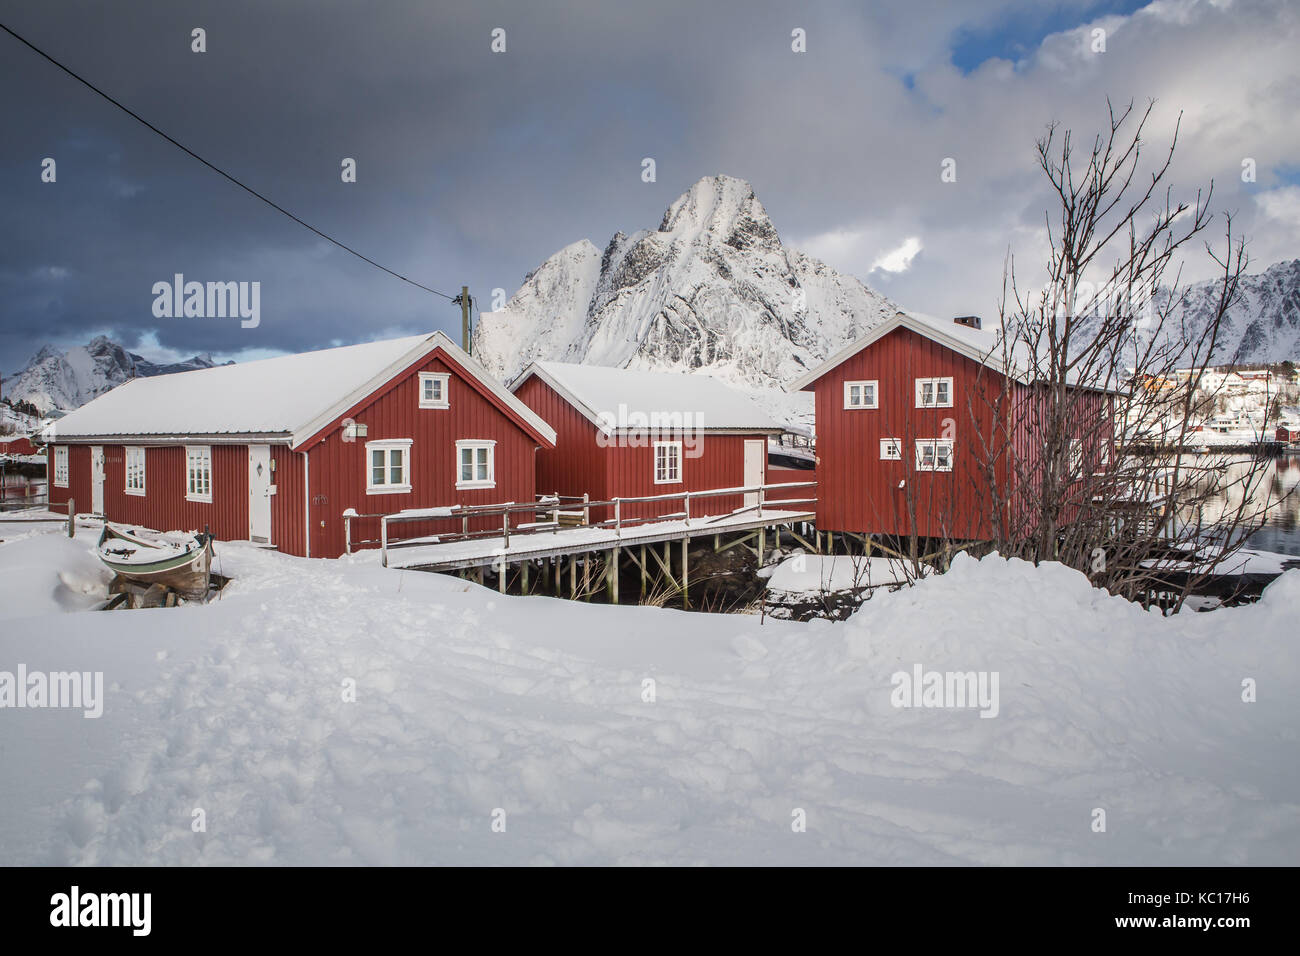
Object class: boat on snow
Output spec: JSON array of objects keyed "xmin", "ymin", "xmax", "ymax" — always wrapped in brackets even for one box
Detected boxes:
[{"xmin": 97, "ymin": 523, "xmax": 214, "ymax": 600}]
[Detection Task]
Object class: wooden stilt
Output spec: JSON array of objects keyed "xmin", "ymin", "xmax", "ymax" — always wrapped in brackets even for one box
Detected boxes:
[
  {"xmin": 498, "ymin": 559, "xmax": 507, "ymax": 594},
  {"xmin": 569, "ymin": 555, "xmax": 576, "ymax": 599},
  {"xmin": 609, "ymin": 546, "xmax": 620, "ymax": 603},
  {"xmin": 681, "ymin": 537, "xmax": 690, "ymax": 609},
  {"xmin": 521, "ymin": 560, "xmax": 530, "ymax": 594},
  {"xmin": 640, "ymin": 544, "xmax": 647, "ymax": 594},
  {"xmin": 759, "ymin": 526, "xmax": 766, "ymax": 565}
]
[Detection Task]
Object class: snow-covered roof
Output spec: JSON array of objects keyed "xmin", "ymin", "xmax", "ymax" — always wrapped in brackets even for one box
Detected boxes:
[
  {"xmin": 47, "ymin": 332, "xmax": 556, "ymax": 448},
  {"xmin": 789, "ymin": 311, "xmax": 1124, "ymax": 395},
  {"xmin": 514, "ymin": 361, "xmax": 784, "ymax": 434}
]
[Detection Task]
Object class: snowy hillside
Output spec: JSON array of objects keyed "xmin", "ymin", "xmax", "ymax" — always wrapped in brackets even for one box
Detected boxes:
[
  {"xmin": 1, "ymin": 522, "xmax": 1297, "ymax": 865},
  {"xmin": 1163, "ymin": 259, "xmax": 1300, "ymax": 364},
  {"xmin": 3, "ymin": 335, "xmax": 227, "ymax": 415},
  {"xmin": 473, "ymin": 176, "xmax": 901, "ymax": 395}
]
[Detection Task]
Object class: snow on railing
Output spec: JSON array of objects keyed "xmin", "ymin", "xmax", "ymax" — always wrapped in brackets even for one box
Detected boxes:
[{"xmin": 349, "ymin": 481, "xmax": 817, "ymax": 567}]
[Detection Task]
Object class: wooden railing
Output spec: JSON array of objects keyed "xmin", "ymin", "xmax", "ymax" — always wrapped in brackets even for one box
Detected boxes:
[{"xmin": 344, "ymin": 481, "xmax": 817, "ymax": 567}]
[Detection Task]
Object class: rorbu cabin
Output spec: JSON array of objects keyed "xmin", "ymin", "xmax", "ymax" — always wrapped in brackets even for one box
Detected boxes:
[
  {"xmin": 510, "ymin": 362, "xmax": 786, "ymax": 523},
  {"xmin": 790, "ymin": 311, "xmax": 1116, "ymax": 542},
  {"xmin": 45, "ymin": 331, "xmax": 556, "ymax": 558}
]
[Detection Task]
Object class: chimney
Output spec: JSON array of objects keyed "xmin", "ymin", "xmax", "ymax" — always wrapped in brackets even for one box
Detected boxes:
[{"xmin": 954, "ymin": 315, "xmax": 982, "ymax": 330}]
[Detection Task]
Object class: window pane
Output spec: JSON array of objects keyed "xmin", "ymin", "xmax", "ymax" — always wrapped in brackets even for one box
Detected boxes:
[{"xmin": 390, "ymin": 450, "xmax": 403, "ymax": 484}]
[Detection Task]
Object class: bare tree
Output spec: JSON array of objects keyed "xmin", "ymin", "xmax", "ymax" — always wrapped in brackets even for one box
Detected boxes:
[{"xmin": 973, "ymin": 100, "xmax": 1286, "ymax": 610}]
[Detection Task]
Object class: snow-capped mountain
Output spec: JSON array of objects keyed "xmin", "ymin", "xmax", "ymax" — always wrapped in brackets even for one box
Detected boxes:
[
  {"xmin": 3, "ymin": 336, "xmax": 227, "ymax": 415},
  {"xmin": 473, "ymin": 175, "xmax": 902, "ymax": 395},
  {"xmin": 1163, "ymin": 259, "xmax": 1300, "ymax": 364}
]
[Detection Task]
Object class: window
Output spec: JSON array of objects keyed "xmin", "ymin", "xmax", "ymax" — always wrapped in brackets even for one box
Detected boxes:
[
  {"xmin": 125, "ymin": 446, "xmax": 146, "ymax": 495},
  {"xmin": 1067, "ymin": 439, "xmax": 1084, "ymax": 478},
  {"xmin": 653, "ymin": 440, "xmax": 682, "ymax": 484},
  {"xmin": 53, "ymin": 446, "xmax": 69, "ymax": 487},
  {"xmin": 185, "ymin": 446, "xmax": 212, "ymax": 502},
  {"xmin": 915, "ymin": 377, "xmax": 954, "ymax": 408},
  {"xmin": 880, "ymin": 438, "xmax": 902, "ymax": 460},
  {"xmin": 914, "ymin": 439, "xmax": 954, "ymax": 472},
  {"xmin": 419, "ymin": 372, "xmax": 450, "ymax": 409},
  {"xmin": 844, "ymin": 380, "xmax": 878, "ymax": 409},
  {"xmin": 366, "ymin": 439, "xmax": 412, "ymax": 494},
  {"xmin": 456, "ymin": 440, "xmax": 495, "ymax": 489}
]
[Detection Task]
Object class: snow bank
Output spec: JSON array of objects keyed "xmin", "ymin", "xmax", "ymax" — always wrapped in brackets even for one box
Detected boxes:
[
  {"xmin": 0, "ymin": 525, "xmax": 110, "ymax": 618},
  {"xmin": 0, "ymin": 530, "xmax": 1296, "ymax": 865},
  {"xmin": 764, "ymin": 553, "xmax": 919, "ymax": 593}
]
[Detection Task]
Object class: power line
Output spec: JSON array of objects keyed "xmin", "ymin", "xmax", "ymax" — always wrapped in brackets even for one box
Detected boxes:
[{"xmin": 0, "ymin": 20, "xmax": 457, "ymax": 301}]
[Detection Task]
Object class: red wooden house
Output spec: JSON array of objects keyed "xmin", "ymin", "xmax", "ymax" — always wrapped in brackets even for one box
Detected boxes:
[
  {"xmin": 790, "ymin": 312, "xmax": 1115, "ymax": 541},
  {"xmin": 0, "ymin": 435, "xmax": 38, "ymax": 456},
  {"xmin": 46, "ymin": 331, "xmax": 555, "ymax": 558},
  {"xmin": 511, "ymin": 362, "xmax": 784, "ymax": 522}
]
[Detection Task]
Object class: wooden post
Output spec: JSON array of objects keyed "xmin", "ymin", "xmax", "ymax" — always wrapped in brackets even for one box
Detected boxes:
[
  {"xmin": 67, "ymin": 498, "xmax": 75, "ymax": 538},
  {"xmin": 582, "ymin": 553, "xmax": 591, "ymax": 601},
  {"xmin": 569, "ymin": 555, "xmax": 576, "ymax": 599},
  {"xmin": 608, "ymin": 546, "xmax": 620, "ymax": 603},
  {"xmin": 498, "ymin": 557, "xmax": 507, "ymax": 594},
  {"xmin": 582, "ymin": 493, "xmax": 590, "ymax": 526},
  {"xmin": 521, "ymin": 560, "xmax": 530, "ymax": 594},
  {"xmin": 759, "ymin": 526, "xmax": 765, "ymax": 565},
  {"xmin": 640, "ymin": 544, "xmax": 647, "ymax": 593},
  {"xmin": 681, "ymin": 537, "xmax": 689, "ymax": 608}
]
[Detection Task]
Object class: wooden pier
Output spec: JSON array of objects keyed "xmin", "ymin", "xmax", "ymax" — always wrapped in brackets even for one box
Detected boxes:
[{"xmin": 345, "ymin": 482, "xmax": 816, "ymax": 607}]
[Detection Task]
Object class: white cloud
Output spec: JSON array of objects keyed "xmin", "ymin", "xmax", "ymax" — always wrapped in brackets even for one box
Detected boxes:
[
  {"xmin": 871, "ymin": 236, "xmax": 923, "ymax": 273},
  {"xmin": 1256, "ymin": 186, "xmax": 1300, "ymax": 229}
]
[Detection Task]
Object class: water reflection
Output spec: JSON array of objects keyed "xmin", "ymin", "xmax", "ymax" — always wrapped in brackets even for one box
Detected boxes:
[{"xmin": 1187, "ymin": 453, "xmax": 1300, "ymax": 556}]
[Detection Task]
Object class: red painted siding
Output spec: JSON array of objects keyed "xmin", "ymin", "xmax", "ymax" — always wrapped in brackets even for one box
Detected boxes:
[
  {"xmin": 96, "ymin": 444, "xmax": 249, "ymax": 539},
  {"xmin": 48, "ymin": 444, "xmax": 90, "ymax": 515},
  {"xmin": 766, "ymin": 463, "xmax": 816, "ymax": 506},
  {"xmin": 604, "ymin": 432, "xmax": 750, "ymax": 521},
  {"xmin": 270, "ymin": 445, "xmax": 306, "ymax": 558},
  {"xmin": 515, "ymin": 376, "xmax": 608, "ymax": 504},
  {"xmin": 303, "ymin": 352, "xmax": 543, "ymax": 558},
  {"xmin": 809, "ymin": 326, "xmax": 1003, "ymax": 539}
]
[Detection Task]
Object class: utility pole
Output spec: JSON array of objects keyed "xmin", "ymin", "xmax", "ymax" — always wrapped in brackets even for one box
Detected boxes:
[{"xmin": 453, "ymin": 286, "xmax": 472, "ymax": 354}]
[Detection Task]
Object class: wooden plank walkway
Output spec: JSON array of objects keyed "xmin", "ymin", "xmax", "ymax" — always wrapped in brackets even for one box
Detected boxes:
[{"xmin": 386, "ymin": 508, "xmax": 815, "ymax": 572}]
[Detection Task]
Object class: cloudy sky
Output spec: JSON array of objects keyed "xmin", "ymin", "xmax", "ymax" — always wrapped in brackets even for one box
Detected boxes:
[{"xmin": 1, "ymin": 0, "xmax": 1297, "ymax": 374}]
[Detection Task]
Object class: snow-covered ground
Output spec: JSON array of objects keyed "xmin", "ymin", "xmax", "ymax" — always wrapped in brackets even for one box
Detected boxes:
[{"xmin": 1, "ymin": 520, "xmax": 1297, "ymax": 865}]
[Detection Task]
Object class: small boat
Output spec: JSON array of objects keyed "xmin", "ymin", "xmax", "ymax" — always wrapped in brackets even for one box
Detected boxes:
[{"xmin": 97, "ymin": 523, "xmax": 215, "ymax": 601}]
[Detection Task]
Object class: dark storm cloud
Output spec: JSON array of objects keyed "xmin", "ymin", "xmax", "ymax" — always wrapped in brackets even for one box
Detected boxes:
[{"xmin": 1, "ymin": 0, "xmax": 1296, "ymax": 374}]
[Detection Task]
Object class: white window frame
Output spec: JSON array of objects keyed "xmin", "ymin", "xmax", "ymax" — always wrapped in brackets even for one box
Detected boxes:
[
  {"xmin": 185, "ymin": 445, "xmax": 213, "ymax": 503},
  {"xmin": 418, "ymin": 372, "xmax": 450, "ymax": 409},
  {"xmin": 455, "ymin": 439, "xmax": 496, "ymax": 490},
  {"xmin": 366, "ymin": 439, "xmax": 413, "ymax": 494},
  {"xmin": 880, "ymin": 438, "xmax": 902, "ymax": 460},
  {"xmin": 653, "ymin": 440, "xmax": 682, "ymax": 485},
  {"xmin": 914, "ymin": 439, "xmax": 954, "ymax": 472},
  {"xmin": 53, "ymin": 445, "xmax": 69, "ymax": 487},
  {"xmin": 915, "ymin": 377, "xmax": 954, "ymax": 408},
  {"xmin": 125, "ymin": 446, "xmax": 147, "ymax": 496},
  {"xmin": 1067, "ymin": 438, "xmax": 1084, "ymax": 478},
  {"xmin": 843, "ymin": 380, "xmax": 878, "ymax": 409}
]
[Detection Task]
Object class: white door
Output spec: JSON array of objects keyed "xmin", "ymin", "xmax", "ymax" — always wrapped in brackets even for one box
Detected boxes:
[
  {"xmin": 744, "ymin": 439, "xmax": 766, "ymax": 509},
  {"xmin": 248, "ymin": 446, "xmax": 272, "ymax": 544},
  {"xmin": 90, "ymin": 446, "xmax": 105, "ymax": 515}
]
